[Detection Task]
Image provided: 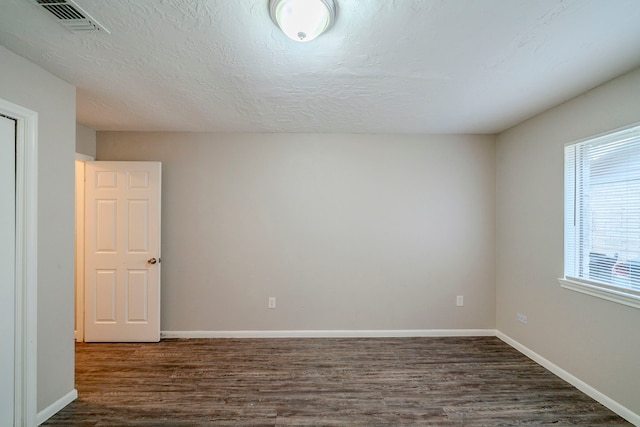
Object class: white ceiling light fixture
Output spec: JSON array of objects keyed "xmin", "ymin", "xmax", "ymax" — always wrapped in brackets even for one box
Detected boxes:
[{"xmin": 269, "ymin": 0, "xmax": 337, "ymax": 42}]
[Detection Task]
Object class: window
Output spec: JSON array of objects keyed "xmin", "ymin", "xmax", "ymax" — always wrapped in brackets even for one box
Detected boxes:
[{"xmin": 560, "ymin": 123, "xmax": 640, "ymax": 309}]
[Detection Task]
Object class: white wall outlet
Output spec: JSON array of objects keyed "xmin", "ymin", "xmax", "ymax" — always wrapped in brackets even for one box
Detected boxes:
[
  {"xmin": 268, "ymin": 297, "xmax": 276, "ymax": 309},
  {"xmin": 516, "ymin": 312, "xmax": 528, "ymax": 324},
  {"xmin": 456, "ymin": 295, "xmax": 464, "ymax": 306}
]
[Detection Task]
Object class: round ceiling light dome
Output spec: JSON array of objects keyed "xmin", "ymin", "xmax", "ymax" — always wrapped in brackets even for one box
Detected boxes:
[{"xmin": 269, "ymin": 0, "xmax": 337, "ymax": 42}]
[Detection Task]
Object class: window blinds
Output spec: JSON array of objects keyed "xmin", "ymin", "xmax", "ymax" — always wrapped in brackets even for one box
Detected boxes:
[{"xmin": 564, "ymin": 124, "xmax": 640, "ymax": 291}]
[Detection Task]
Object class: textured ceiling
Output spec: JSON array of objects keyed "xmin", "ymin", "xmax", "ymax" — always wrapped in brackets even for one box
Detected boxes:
[{"xmin": 1, "ymin": 0, "xmax": 640, "ymax": 133}]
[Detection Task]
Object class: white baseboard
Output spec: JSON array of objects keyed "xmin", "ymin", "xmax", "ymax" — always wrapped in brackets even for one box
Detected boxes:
[
  {"xmin": 496, "ymin": 331, "xmax": 639, "ymax": 426},
  {"xmin": 37, "ymin": 388, "xmax": 78, "ymax": 425},
  {"xmin": 161, "ymin": 329, "xmax": 497, "ymax": 339}
]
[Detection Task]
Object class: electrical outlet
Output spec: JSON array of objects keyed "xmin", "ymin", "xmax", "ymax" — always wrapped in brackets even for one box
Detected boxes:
[
  {"xmin": 268, "ymin": 297, "xmax": 276, "ymax": 309},
  {"xmin": 456, "ymin": 295, "xmax": 464, "ymax": 306},
  {"xmin": 516, "ymin": 312, "xmax": 527, "ymax": 324}
]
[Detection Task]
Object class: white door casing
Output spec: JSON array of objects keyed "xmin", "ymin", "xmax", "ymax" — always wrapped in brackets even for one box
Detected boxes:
[
  {"xmin": 0, "ymin": 98, "xmax": 38, "ymax": 427},
  {"xmin": 0, "ymin": 114, "xmax": 16, "ymax": 427},
  {"xmin": 84, "ymin": 161, "xmax": 161, "ymax": 342}
]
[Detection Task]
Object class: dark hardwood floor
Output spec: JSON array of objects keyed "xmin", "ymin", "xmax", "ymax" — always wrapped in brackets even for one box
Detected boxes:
[{"xmin": 43, "ymin": 337, "xmax": 630, "ymax": 426}]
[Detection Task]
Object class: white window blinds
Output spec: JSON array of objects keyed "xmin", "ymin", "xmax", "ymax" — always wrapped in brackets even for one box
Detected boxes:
[{"xmin": 564, "ymin": 124, "xmax": 640, "ymax": 292}]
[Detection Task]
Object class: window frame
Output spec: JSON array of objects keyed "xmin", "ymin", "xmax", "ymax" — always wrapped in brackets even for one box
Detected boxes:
[{"xmin": 560, "ymin": 122, "xmax": 640, "ymax": 310}]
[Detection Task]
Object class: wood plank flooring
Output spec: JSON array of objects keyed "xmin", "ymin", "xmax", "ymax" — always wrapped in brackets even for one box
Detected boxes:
[{"xmin": 43, "ymin": 337, "xmax": 630, "ymax": 426}]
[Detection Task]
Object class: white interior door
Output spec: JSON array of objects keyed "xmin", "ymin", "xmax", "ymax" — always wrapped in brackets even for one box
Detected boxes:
[
  {"xmin": 84, "ymin": 161, "xmax": 162, "ymax": 342},
  {"xmin": 0, "ymin": 115, "xmax": 16, "ymax": 426}
]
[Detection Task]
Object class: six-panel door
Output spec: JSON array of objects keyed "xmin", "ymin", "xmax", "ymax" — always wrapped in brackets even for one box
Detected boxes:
[{"xmin": 84, "ymin": 161, "xmax": 161, "ymax": 342}]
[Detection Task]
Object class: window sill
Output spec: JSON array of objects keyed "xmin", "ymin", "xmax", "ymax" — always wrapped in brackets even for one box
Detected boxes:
[{"xmin": 559, "ymin": 277, "xmax": 640, "ymax": 310}]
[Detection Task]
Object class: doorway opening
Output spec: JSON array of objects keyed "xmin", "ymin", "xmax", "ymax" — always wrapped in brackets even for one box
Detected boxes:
[
  {"xmin": 74, "ymin": 160, "xmax": 162, "ymax": 343},
  {"xmin": 74, "ymin": 154, "xmax": 93, "ymax": 342}
]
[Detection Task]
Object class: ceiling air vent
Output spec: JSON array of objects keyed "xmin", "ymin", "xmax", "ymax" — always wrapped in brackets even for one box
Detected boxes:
[{"xmin": 32, "ymin": 0, "xmax": 110, "ymax": 33}]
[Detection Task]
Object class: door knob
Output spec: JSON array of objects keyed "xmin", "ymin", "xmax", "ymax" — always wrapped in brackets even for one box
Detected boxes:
[{"xmin": 147, "ymin": 257, "xmax": 158, "ymax": 264}]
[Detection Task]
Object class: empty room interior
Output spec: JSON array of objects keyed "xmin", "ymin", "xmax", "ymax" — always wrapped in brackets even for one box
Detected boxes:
[{"xmin": 1, "ymin": 0, "xmax": 640, "ymax": 425}]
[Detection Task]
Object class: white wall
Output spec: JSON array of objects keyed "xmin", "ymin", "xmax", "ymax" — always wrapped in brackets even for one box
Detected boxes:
[
  {"xmin": 496, "ymin": 67, "xmax": 640, "ymax": 414},
  {"xmin": 76, "ymin": 123, "xmax": 96, "ymax": 157},
  {"xmin": 97, "ymin": 132, "xmax": 496, "ymax": 332},
  {"xmin": 0, "ymin": 46, "xmax": 76, "ymax": 412}
]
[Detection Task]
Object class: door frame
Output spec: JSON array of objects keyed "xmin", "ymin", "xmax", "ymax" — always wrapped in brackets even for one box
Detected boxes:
[
  {"xmin": 0, "ymin": 98, "xmax": 38, "ymax": 427},
  {"xmin": 75, "ymin": 154, "xmax": 94, "ymax": 342}
]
